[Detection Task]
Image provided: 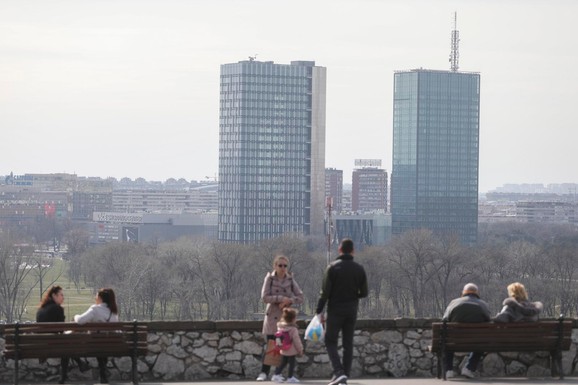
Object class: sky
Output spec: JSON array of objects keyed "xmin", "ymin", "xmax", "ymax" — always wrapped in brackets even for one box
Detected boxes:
[{"xmin": 1, "ymin": 0, "xmax": 577, "ymax": 193}]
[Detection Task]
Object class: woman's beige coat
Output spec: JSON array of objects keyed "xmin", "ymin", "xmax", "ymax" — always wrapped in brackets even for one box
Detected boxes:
[{"xmin": 261, "ymin": 271, "xmax": 304, "ymax": 336}]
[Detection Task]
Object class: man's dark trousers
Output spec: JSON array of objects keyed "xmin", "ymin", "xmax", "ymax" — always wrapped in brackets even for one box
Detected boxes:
[{"xmin": 325, "ymin": 308, "xmax": 357, "ymax": 377}]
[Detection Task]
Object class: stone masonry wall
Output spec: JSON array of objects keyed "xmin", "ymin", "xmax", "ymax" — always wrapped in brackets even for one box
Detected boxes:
[{"xmin": 1, "ymin": 319, "xmax": 577, "ymax": 383}]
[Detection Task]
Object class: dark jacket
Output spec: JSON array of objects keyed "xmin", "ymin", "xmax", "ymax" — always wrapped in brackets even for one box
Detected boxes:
[
  {"xmin": 316, "ymin": 254, "xmax": 368, "ymax": 314},
  {"xmin": 494, "ymin": 298, "xmax": 543, "ymax": 323},
  {"xmin": 36, "ymin": 301, "xmax": 65, "ymax": 322},
  {"xmin": 442, "ymin": 294, "xmax": 491, "ymax": 323}
]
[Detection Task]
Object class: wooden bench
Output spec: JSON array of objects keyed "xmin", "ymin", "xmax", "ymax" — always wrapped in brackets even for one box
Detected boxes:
[
  {"xmin": 430, "ymin": 319, "xmax": 572, "ymax": 380},
  {"xmin": 2, "ymin": 321, "xmax": 147, "ymax": 385}
]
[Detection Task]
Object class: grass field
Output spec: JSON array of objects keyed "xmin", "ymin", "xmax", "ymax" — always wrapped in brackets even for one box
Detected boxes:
[{"xmin": 20, "ymin": 258, "xmax": 97, "ymax": 322}]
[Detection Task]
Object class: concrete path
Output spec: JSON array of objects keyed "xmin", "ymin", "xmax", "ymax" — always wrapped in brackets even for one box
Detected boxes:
[{"xmin": 16, "ymin": 377, "xmax": 578, "ymax": 385}]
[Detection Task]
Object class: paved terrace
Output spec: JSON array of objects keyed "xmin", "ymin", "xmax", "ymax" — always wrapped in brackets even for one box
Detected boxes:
[{"xmin": 14, "ymin": 377, "xmax": 578, "ymax": 385}]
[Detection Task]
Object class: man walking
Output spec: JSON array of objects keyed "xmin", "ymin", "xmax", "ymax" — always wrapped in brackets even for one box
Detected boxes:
[
  {"xmin": 316, "ymin": 238, "xmax": 368, "ymax": 385},
  {"xmin": 443, "ymin": 283, "xmax": 491, "ymax": 378}
]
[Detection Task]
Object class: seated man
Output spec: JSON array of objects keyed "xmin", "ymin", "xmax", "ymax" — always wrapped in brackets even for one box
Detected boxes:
[{"xmin": 442, "ymin": 283, "xmax": 491, "ymax": 378}]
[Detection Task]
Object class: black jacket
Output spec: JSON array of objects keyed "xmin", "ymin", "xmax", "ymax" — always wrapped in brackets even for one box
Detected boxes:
[
  {"xmin": 36, "ymin": 301, "xmax": 65, "ymax": 322},
  {"xmin": 316, "ymin": 254, "xmax": 368, "ymax": 314}
]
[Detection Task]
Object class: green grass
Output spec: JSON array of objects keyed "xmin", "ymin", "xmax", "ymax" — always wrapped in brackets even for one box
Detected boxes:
[{"xmin": 20, "ymin": 258, "xmax": 96, "ymax": 322}]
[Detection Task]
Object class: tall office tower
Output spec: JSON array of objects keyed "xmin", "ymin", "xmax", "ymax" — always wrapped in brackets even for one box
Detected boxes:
[
  {"xmin": 325, "ymin": 168, "xmax": 343, "ymax": 214},
  {"xmin": 218, "ymin": 59, "xmax": 326, "ymax": 243},
  {"xmin": 391, "ymin": 69, "xmax": 480, "ymax": 244},
  {"xmin": 351, "ymin": 160, "xmax": 388, "ymax": 213}
]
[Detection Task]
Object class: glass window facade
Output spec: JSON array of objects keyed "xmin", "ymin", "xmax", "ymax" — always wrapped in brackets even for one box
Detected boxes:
[
  {"xmin": 391, "ymin": 70, "xmax": 480, "ymax": 244},
  {"xmin": 218, "ymin": 60, "xmax": 326, "ymax": 243}
]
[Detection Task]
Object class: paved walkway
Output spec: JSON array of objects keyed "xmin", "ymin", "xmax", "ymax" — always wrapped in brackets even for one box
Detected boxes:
[{"xmin": 16, "ymin": 377, "xmax": 578, "ymax": 385}]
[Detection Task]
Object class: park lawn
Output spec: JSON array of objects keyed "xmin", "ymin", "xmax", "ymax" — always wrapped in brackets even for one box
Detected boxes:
[{"xmin": 21, "ymin": 257, "xmax": 96, "ymax": 322}]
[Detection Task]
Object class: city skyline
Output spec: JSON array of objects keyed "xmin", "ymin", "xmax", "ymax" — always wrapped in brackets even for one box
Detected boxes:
[{"xmin": 1, "ymin": 0, "xmax": 577, "ymax": 193}]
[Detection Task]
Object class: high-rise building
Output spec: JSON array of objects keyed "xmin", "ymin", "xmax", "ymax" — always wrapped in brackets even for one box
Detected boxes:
[
  {"xmin": 391, "ymin": 69, "xmax": 480, "ymax": 244},
  {"xmin": 325, "ymin": 168, "xmax": 343, "ymax": 214},
  {"xmin": 351, "ymin": 160, "xmax": 388, "ymax": 214},
  {"xmin": 218, "ymin": 59, "xmax": 326, "ymax": 243}
]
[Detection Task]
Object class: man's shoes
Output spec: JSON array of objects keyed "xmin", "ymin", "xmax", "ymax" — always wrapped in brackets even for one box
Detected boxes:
[
  {"xmin": 461, "ymin": 367, "xmax": 475, "ymax": 378},
  {"xmin": 256, "ymin": 372, "xmax": 268, "ymax": 381},
  {"xmin": 271, "ymin": 374, "xmax": 285, "ymax": 383},
  {"xmin": 286, "ymin": 376, "xmax": 300, "ymax": 383},
  {"xmin": 446, "ymin": 370, "xmax": 455, "ymax": 378},
  {"xmin": 328, "ymin": 373, "xmax": 347, "ymax": 385}
]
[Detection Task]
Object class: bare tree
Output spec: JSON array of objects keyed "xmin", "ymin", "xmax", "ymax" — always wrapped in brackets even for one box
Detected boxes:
[
  {"xmin": 386, "ymin": 229, "xmax": 439, "ymax": 317},
  {"xmin": 29, "ymin": 251, "xmax": 65, "ymax": 301},
  {"xmin": 0, "ymin": 235, "xmax": 37, "ymax": 322}
]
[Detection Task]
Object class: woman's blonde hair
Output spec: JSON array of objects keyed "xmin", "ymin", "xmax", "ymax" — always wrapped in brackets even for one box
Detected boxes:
[
  {"xmin": 272, "ymin": 255, "xmax": 289, "ymax": 270},
  {"xmin": 507, "ymin": 282, "xmax": 528, "ymax": 302}
]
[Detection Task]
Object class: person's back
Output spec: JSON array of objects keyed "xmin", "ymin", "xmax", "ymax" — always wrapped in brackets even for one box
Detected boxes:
[
  {"xmin": 443, "ymin": 294, "xmax": 491, "ymax": 323},
  {"xmin": 325, "ymin": 255, "xmax": 368, "ymax": 311},
  {"xmin": 494, "ymin": 282, "xmax": 543, "ymax": 323},
  {"xmin": 316, "ymin": 239, "xmax": 368, "ymax": 385},
  {"xmin": 442, "ymin": 283, "xmax": 490, "ymax": 379},
  {"xmin": 36, "ymin": 301, "xmax": 65, "ymax": 322}
]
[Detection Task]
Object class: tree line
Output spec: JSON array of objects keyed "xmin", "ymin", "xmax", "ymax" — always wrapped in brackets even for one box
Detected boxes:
[{"xmin": 1, "ymin": 221, "xmax": 577, "ymax": 322}]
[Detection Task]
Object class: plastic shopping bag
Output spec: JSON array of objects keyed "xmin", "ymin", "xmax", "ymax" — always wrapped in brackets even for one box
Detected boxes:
[{"xmin": 305, "ymin": 314, "xmax": 325, "ymax": 342}]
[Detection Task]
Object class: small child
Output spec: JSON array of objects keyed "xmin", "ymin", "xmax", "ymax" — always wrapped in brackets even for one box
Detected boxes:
[{"xmin": 271, "ymin": 307, "xmax": 304, "ymax": 383}]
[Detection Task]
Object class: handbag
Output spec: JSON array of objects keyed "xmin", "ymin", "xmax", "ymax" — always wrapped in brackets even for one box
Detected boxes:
[{"xmin": 263, "ymin": 339, "xmax": 282, "ymax": 367}]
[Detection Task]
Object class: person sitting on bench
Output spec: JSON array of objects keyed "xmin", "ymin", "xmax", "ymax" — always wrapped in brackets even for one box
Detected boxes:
[
  {"xmin": 495, "ymin": 282, "xmax": 543, "ymax": 323},
  {"xmin": 442, "ymin": 283, "xmax": 491, "ymax": 379},
  {"xmin": 74, "ymin": 288, "xmax": 119, "ymax": 384}
]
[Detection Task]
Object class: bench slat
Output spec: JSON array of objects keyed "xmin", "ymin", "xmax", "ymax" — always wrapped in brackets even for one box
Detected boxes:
[
  {"xmin": 430, "ymin": 320, "xmax": 572, "ymax": 380},
  {"xmin": 3, "ymin": 322, "xmax": 148, "ymax": 385}
]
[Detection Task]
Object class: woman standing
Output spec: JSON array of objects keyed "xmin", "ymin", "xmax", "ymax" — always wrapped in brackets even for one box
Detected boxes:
[
  {"xmin": 256, "ymin": 255, "xmax": 304, "ymax": 381},
  {"xmin": 74, "ymin": 288, "xmax": 119, "ymax": 384},
  {"xmin": 37, "ymin": 286, "xmax": 89, "ymax": 384}
]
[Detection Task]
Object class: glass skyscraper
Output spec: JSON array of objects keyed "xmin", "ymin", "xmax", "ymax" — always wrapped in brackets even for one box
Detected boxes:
[
  {"xmin": 391, "ymin": 69, "xmax": 480, "ymax": 244},
  {"xmin": 218, "ymin": 60, "xmax": 326, "ymax": 243}
]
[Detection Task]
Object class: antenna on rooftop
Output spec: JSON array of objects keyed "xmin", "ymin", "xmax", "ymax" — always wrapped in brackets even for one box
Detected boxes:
[
  {"xmin": 449, "ymin": 12, "xmax": 460, "ymax": 72},
  {"xmin": 249, "ymin": 54, "xmax": 258, "ymax": 62}
]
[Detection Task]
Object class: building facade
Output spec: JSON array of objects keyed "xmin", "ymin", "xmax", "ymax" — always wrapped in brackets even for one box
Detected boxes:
[
  {"xmin": 88, "ymin": 212, "xmax": 217, "ymax": 244},
  {"xmin": 391, "ymin": 69, "xmax": 480, "ymax": 244},
  {"xmin": 352, "ymin": 166, "xmax": 388, "ymax": 213},
  {"xmin": 325, "ymin": 168, "xmax": 343, "ymax": 214},
  {"xmin": 112, "ymin": 184, "xmax": 218, "ymax": 214},
  {"xmin": 218, "ymin": 60, "xmax": 326, "ymax": 243},
  {"xmin": 334, "ymin": 213, "xmax": 391, "ymax": 249}
]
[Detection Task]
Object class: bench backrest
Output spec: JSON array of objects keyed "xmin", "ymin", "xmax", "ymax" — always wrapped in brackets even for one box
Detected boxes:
[
  {"xmin": 431, "ymin": 320, "xmax": 572, "ymax": 353},
  {"xmin": 3, "ymin": 322, "xmax": 147, "ymax": 359}
]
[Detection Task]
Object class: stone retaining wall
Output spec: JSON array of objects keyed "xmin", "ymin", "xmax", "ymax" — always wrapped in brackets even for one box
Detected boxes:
[{"xmin": 1, "ymin": 319, "xmax": 577, "ymax": 383}]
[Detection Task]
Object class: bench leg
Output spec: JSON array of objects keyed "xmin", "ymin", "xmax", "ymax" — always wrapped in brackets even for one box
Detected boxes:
[
  {"xmin": 14, "ymin": 358, "xmax": 19, "ymax": 385},
  {"xmin": 558, "ymin": 351, "xmax": 564, "ymax": 380},
  {"xmin": 437, "ymin": 352, "xmax": 442, "ymax": 379},
  {"xmin": 441, "ymin": 350, "xmax": 447, "ymax": 380},
  {"xmin": 132, "ymin": 355, "xmax": 138, "ymax": 385},
  {"xmin": 550, "ymin": 350, "xmax": 564, "ymax": 380}
]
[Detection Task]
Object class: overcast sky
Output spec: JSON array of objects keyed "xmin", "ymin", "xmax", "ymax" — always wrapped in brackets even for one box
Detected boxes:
[{"xmin": 1, "ymin": 0, "xmax": 576, "ymax": 193}]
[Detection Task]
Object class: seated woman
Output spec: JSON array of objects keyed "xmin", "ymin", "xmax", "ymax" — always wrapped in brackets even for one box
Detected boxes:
[
  {"xmin": 74, "ymin": 288, "xmax": 119, "ymax": 384},
  {"xmin": 495, "ymin": 282, "xmax": 543, "ymax": 323},
  {"xmin": 36, "ymin": 286, "xmax": 89, "ymax": 383}
]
